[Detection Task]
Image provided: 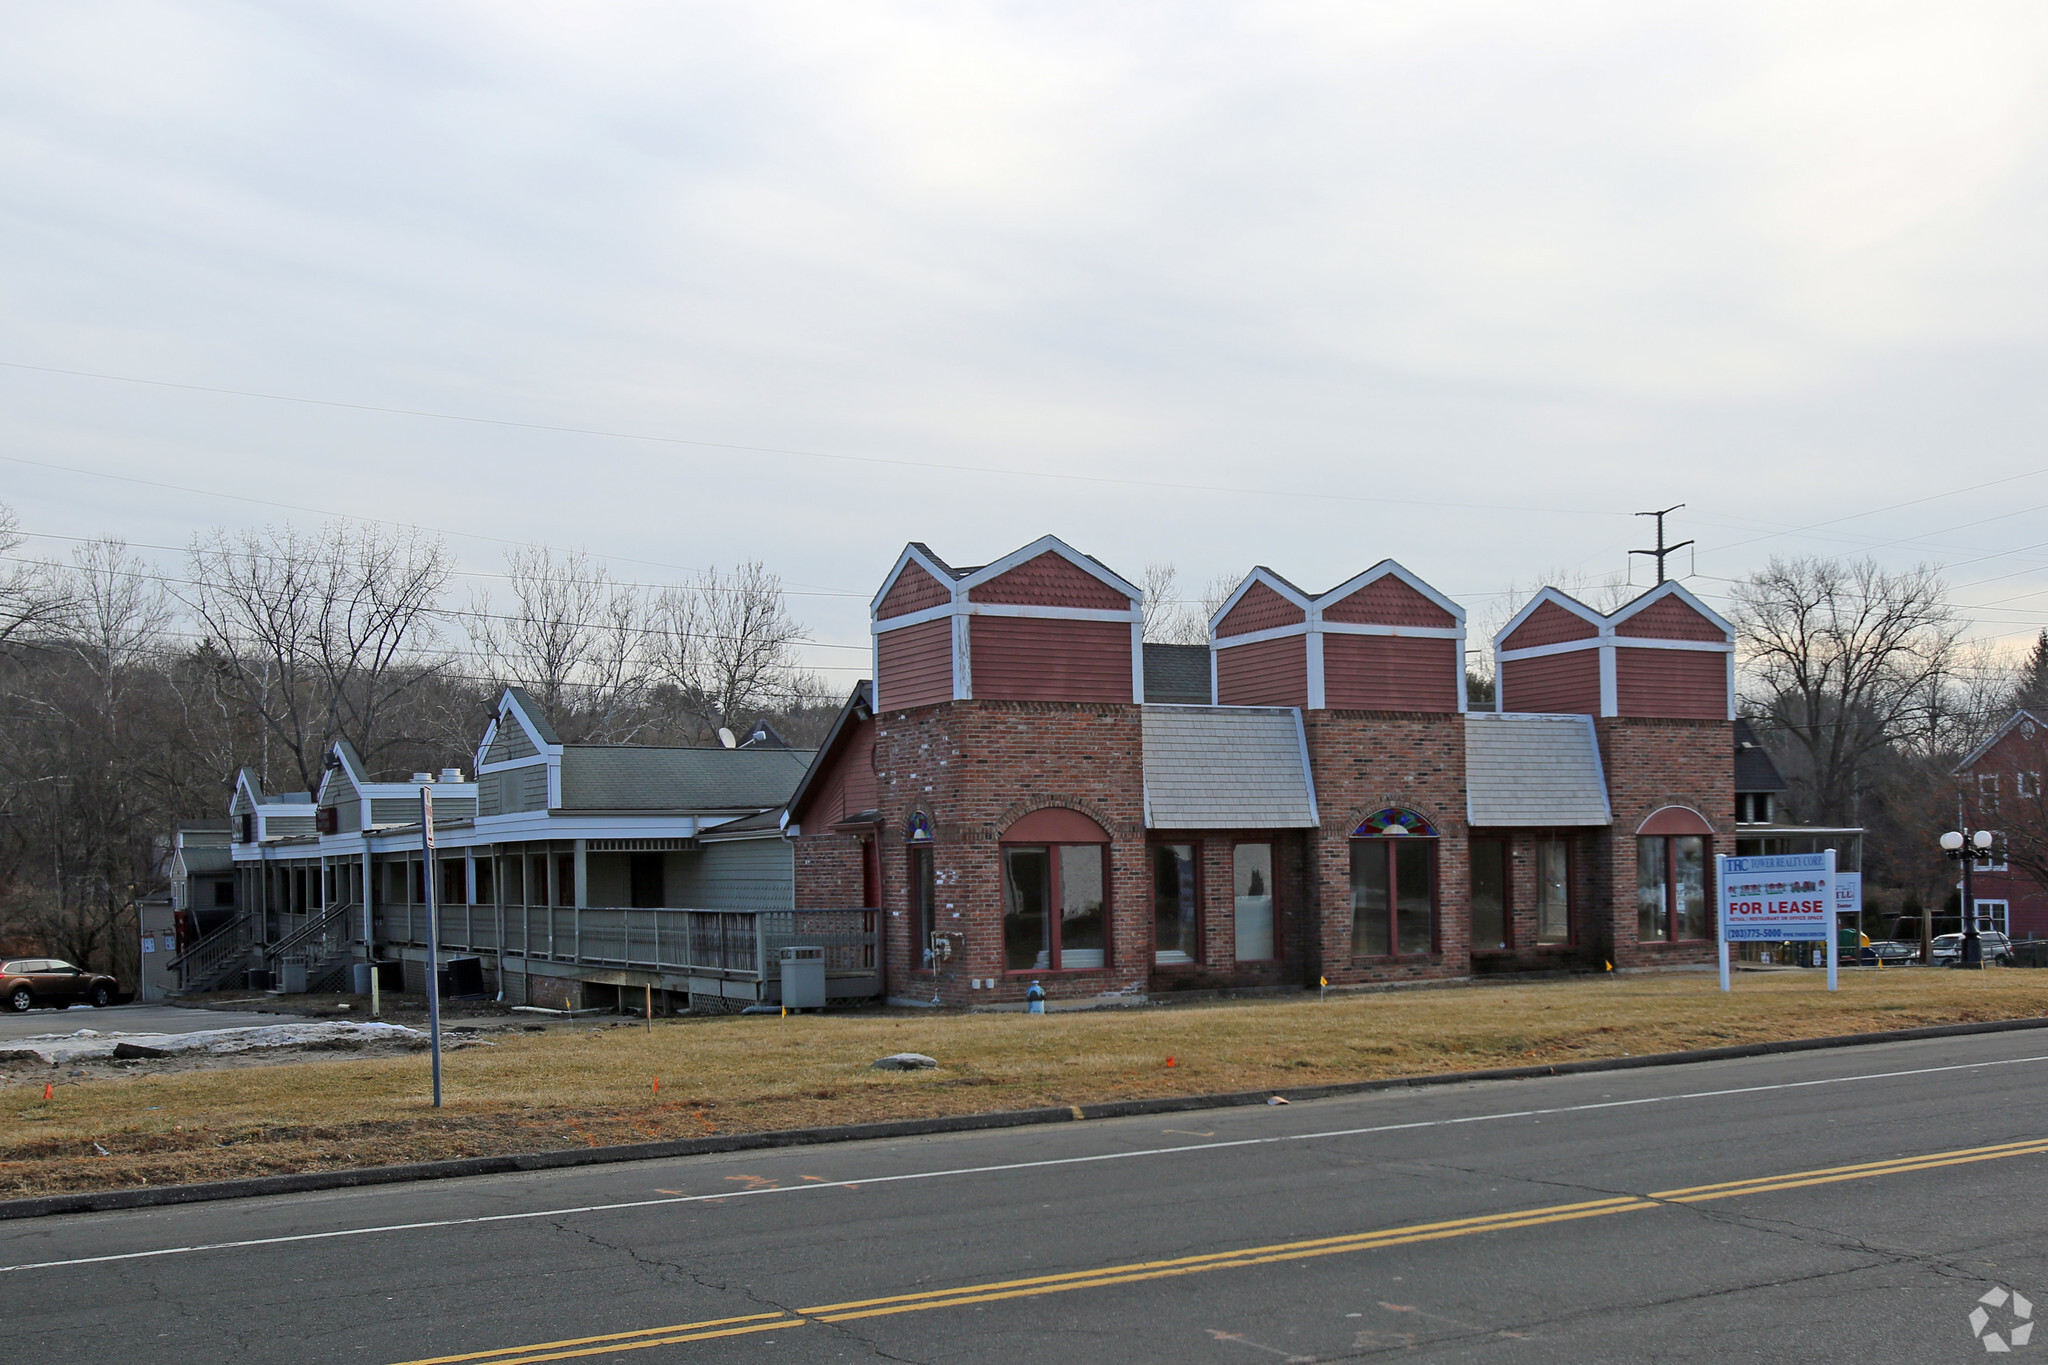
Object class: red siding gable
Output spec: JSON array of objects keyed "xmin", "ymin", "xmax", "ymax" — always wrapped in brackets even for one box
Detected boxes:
[
  {"xmin": 877, "ymin": 562, "xmax": 952, "ymax": 618},
  {"xmin": 1614, "ymin": 648, "xmax": 1726, "ymax": 720},
  {"xmin": 1216, "ymin": 636, "xmax": 1308, "ymax": 707},
  {"xmin": 1217, "ymin": 581, "xmax": 1306, "ymax": 637},
  {"xmin": 1322, "ymin": 576, "xmax": 1455, "ymax": 628},
  {"xmin": 1501, "ymin": 650, "xmax": 1600, "ymax": 715},
  {"xmin": 1615, "ymin": 594, "xmax": 1725, "ymax": 641},
  {"xmin": 968, "ymin": 617, "xmax": 1132, "ymax": 701},
  {"xmin": 1503, "ymin": 599, "xmax": 1600, "ymax": 650},
  {"xmin": 790, "ymin": 715, "xmax": 877, "ymax": 827},
  {"xmin": 967, "ymin": 552, "xmax": 1131, "ymax": 610},
  {"xmin": 877, "ymin": 618, "xmax": 953, "ymax": 709},
  {"xmin": 1322, "ymin": 635, "xmax": 1460, "ymax": 711}
]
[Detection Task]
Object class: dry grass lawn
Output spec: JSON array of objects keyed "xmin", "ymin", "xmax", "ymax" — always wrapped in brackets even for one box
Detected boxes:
[{"xmin": 6, "ymin": 969, "xmax": 2045, "ymax": 1200}]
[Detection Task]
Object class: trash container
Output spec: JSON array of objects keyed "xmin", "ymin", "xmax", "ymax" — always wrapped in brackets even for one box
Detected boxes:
[
  {"xmin": 441, "ymin": 956, "xmax": 486, "ymax": 998},
  {"xmin": 350, "ymin": 962, "xmax": 375, "ymax": 995},
  {"xmin": 278, "ymin": 961, "xmax": 307, "ymax": 993},
  {"xmin": 779, "ymin": 946, "xmax": 826, "ymax": 1010}
]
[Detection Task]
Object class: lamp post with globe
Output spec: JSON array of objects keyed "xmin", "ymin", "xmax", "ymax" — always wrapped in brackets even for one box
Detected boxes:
[{"xmin": 1937, "ymin": 828, "xmax": 1998, "ymax": 964}]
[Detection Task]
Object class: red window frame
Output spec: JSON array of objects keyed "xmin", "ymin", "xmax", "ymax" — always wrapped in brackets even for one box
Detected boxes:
[
  {"xmin": 1469, "ymin": 837, "xmax": 1511, "ymax": 953},
  {"xmin": 1231, "ymin": 840, "xmax": 1280, "ymax": 962},
  {"xmin": 1000, "ymin": 840, "xmax": 1111, "ymax": 974},
  {"xmin": 1349, "ymin": 837, "xmax": 1439, "ymax": 959}
]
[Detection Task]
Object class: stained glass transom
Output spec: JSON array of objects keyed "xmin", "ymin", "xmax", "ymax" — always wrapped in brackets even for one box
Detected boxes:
[{"xmin": 1354, "ymin": 808, "xmax": 1437, "ymax": 838}]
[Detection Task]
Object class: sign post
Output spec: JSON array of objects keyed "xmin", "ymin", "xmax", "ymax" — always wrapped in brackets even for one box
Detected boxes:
[
  {"xmin": 421, "ymin": 784, "xmax": 443, "ymax": 1108},
  {"xmin": 1716, "ymin": 850, "xmax": 1836, "ymax": 993}
]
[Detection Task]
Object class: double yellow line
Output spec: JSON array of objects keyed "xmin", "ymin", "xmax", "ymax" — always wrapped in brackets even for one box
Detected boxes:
[{"xmin": 395, "ymin": 1134, "xmax": 2048, "ymax": 1365}]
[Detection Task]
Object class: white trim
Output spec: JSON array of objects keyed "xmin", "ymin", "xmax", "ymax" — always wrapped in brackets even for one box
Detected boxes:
[
  {"xmin": 1608, "ymin": 579, "xmax": 1734, "ymax": 640},
  {"xmin": 966, "ymin": 603, "xmax": 1140, "ymax": 623},
  {"xmin": 1494, "ymin": 586, "xmax": 1605, "ymax": 651},
  {"xmin": 476, "ymin": 756, "xmax": 548, "ymax": 776},
  {"xmin": 1305, "ymin": 632, "xmax": 1326, "ymax": 710},
  {"xmin": 1316, "ymin": 621, "xmax": 1465, "ymax": 640},
  {"xmin": 1292, "ymin": 708, "xmax": 1319, "ymax": 825},
  {"xmin": 1607, "ymin": 636, "xmax": 1733, "ymax": 653},
  {"xmin": 953, "ymin": 534, "xmax": 1142, "ymax": 601},
  {"xmin": 870, "ymin": 544, "xmax": 960, "ymax": 618},
  {"xmin": 1209, "ymin": 647, "xmax": 1219, "ymax": 706},
  {"xmin": 871, "ymin": 602, "xmax": 954, "ymax": 632},
  {"xmin": 1954, "ymin": 708, "xmax": 2048, "ymax": 775},
  {"xmin": 1458, "ymin": 658, "xmax": 1470, "ymax": 715},
  {"xmin": 952, "ymin": 613, "xmax": 972, "ymax": 700},
  {"xmin": 1212, "ymin": 621, "xmax": 1312, "ymax": 647},
  {"xmin": 1130, "ymin": 621, "xmax": 1146, "ymax": 704},
  {"xmin": 1598, "ymin": 646, "xmax": 1618, "ymax": 717},
  {"xmin": 1314, "ymin": 559, "xmax": 1466, "ymax": 628},
  {"xmin": 1209, "ymin": 567, "xmax": 1313, "ymax": 636},
  {"xmin": 1497, "ymin": 637, "xmax": 1606, "ymax": 663}
]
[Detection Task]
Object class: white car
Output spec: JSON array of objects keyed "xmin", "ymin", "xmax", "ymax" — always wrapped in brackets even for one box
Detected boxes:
[{"xmin": 1931, "ymin": 932, "xmax": 2014, "ymax": 967}]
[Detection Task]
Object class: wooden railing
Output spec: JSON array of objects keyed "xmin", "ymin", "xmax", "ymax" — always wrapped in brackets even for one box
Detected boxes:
[{"xmin": 166, "ymin": 910, "xmax": 253, "ymax": 991}]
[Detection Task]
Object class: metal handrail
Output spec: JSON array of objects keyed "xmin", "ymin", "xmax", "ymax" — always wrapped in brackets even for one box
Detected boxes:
[
  {"xmin": 373, "ymin": 904, "xmax": 879, "ymax": 980},
  {"xmin": 165, "ymin": 909, "xmax": 253, "ymax": 985},
  {"xmin": 267, "ymin": 901, "xmax": 358, "ymax": 967}
]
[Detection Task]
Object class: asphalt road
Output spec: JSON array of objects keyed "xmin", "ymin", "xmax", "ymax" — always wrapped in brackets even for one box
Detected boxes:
[
  {"xmin": 11, "ymin": 1029, "xmax": 2048, "ymax": 1364},
  {"xmin": 0, "ymin": 1002, "xmax": 289, "ymax": 1040}
]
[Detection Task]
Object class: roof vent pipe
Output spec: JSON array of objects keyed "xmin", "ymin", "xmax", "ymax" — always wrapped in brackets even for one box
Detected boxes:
[{"xmin": 440, "ymin": 768, "xmax": 464, "ymax": 784}]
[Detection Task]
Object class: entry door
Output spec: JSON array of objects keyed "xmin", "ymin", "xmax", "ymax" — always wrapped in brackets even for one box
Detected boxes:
[{"xmin": 1972, "ymin": 901, "xmax": 2010, "ymax": 935}]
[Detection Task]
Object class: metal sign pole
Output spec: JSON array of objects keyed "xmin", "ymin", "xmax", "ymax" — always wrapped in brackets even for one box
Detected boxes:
[
  {"xmin": 421, "ymin": 785, "xmax": 442, "ymax": 1108},
  {"xmin": 1824, "ymin": 849, "xmax": 1838, "ymax": 993},
  {"xmin": 1716, "ymin": 854, "xmax": 1732, "ymax": 993}
]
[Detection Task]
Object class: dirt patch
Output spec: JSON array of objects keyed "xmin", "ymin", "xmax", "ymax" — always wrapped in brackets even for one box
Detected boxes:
[{"xmin": 7, "ymin": 970, "xmax": 2043, "ymax": 1199}]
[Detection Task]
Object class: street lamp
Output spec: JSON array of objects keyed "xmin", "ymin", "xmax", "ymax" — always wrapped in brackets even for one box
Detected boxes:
[{"xmin": 1936, "ymin": 828, "xmax": 1998, "ymax": 963}]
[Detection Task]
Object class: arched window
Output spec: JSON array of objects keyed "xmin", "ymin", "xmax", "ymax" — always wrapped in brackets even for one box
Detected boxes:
[
  {"xmin": 1636, "ymin": 807, "xmax": 1712, "ymax": 942},
  {"xmin": 1350, "ymin": 809, "xmax": 1438, "ymax": 957},
  {"xmin": 1001, "ymin": 808, "xmax": 1109, "ymax": 971}
]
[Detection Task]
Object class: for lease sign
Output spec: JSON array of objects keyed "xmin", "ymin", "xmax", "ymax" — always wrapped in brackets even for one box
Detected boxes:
[{"xmin": 1718, "ymin": 852, "xmax": 1834, "ymax": 942}]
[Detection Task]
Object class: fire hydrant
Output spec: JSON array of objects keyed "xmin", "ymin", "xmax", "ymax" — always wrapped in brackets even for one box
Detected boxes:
[{"xmin": 1026, "ymin": 980, "xmax": 1045, "ymax": 1015}]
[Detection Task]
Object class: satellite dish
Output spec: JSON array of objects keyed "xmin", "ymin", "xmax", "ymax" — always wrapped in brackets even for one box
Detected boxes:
[{"xmin": 717, "ymin": 727, "xmax": 738, "ymax": 749}]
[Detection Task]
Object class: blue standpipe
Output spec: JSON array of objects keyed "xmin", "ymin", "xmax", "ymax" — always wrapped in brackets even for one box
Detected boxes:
[{"xmin": 1026, "ymin": 980, "xmax": 1045, "ymax": 1015}]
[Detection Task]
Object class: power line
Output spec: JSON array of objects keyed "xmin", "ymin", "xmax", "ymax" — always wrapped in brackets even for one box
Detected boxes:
[{"xmin": 0, "ymin": 358, "xmax": 1633, "ymax": 518}]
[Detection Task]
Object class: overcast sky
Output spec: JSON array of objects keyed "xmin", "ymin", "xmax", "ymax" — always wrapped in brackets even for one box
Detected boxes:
[{"xmin": 6, "ymin": 2, "xmax": 2048, "ymax": 684}]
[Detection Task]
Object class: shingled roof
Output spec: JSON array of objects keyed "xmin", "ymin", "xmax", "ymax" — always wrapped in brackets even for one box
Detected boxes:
[
  {"xmin": 1141, "ymin": 706, "xmax": 1318, "ymax": 829},
  {"xmin": 1466, "ymin": 712, "xmax": 1611, "ymax": 827},
  {"xmin": 557, "ymin": 745, "xmax": 814, "ymax": 812}
]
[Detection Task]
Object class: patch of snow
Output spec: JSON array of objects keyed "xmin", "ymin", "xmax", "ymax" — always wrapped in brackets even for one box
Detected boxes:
[{"xmin": 11, "ymin": 1021, "xmax": 427, "ymax": 1064}]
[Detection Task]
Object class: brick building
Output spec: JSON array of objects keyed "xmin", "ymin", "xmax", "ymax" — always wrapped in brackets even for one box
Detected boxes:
[
  {"xmin": 786, "ymin": 535, "xmax": 1737, "ymax": 1008},
  {"xmin": 1954, "ymin": 709, "xmax": 2048, "ymax": 939}
]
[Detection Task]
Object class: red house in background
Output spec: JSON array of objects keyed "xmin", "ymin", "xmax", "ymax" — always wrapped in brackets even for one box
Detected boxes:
[
  {"xmin": 1954, "ymin": 710, "xmax": 2048, "ymax": 939},
  {"xmin": 786, "ymin": 535, "xmax": 1739, "ymax": 1009}
]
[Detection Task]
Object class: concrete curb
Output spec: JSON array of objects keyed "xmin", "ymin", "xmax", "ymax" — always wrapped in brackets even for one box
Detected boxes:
[{"xmin": 6, "ymin": 1013, "xmax": 2044, "ymax": 1222}]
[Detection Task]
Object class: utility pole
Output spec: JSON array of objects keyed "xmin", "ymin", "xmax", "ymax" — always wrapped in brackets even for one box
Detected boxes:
[{"xmin": 1630, "ymin": 505, "xmax": 1695, "ymax": 584}]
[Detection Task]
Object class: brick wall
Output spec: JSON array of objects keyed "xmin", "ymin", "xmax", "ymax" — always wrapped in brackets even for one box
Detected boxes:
[
  {"xmin": 1304, "ymin": 712, "xmax": 1469, "ymax": 986},
  {"xmin": 1595, "ymin": 717, "xmax": 1734, "ymax": 968}
]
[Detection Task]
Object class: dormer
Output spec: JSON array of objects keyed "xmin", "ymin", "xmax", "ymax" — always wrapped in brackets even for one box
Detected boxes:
[
  {"xmin": 1211, "ymin": 561, "xmax": 1466, "ymax": 711},
  {"xmin": 317, "ymin": 739, "xmax": 479, "ymax": 831},
  {"xmin": 475, "ymin": 686, "xmax": 564, "ymax": 817},
  {"xmin": 229, "ymin": 768, "xmax": 316, "ymax": 843},
  {"xmin": 1495, "ymin": 582, "xmax": 1732, "ymax": 720},
  {"xmin": 869, "ymin": 536, "xmax": 1144, "ymax": 710}
]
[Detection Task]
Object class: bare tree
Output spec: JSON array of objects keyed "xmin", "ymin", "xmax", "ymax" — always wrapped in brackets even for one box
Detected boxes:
[
  {"xmin": 0, "ymin": 502, "xmax": 72, "ymax": 650},
  {"xmin": 650, "ymin": 561, "xmax": 808, "ymax": 733},
  {"xmin": 1141, "ymin": 562, "xmax": 1239, "ymax": 645},
  {"xmin": 1732, "ymin": 557, "xmax": 1963, "ymax": 826},
  {"xmin": 184, "ymin": 522, "xmax": 451, "ymax": 790},
  {"xmin": 468, "ymin": 546, "xmax": 649, "ymax": 742}
]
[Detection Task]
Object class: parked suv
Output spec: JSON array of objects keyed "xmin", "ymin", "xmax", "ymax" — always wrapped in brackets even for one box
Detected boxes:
[
  {"xmin": 0, "ymin": 960, "xmax": 117, "ymax": 1012},
  {"xmin": 1931, "ymin": 933, "xmax": 2015, "ymax": 967}
]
